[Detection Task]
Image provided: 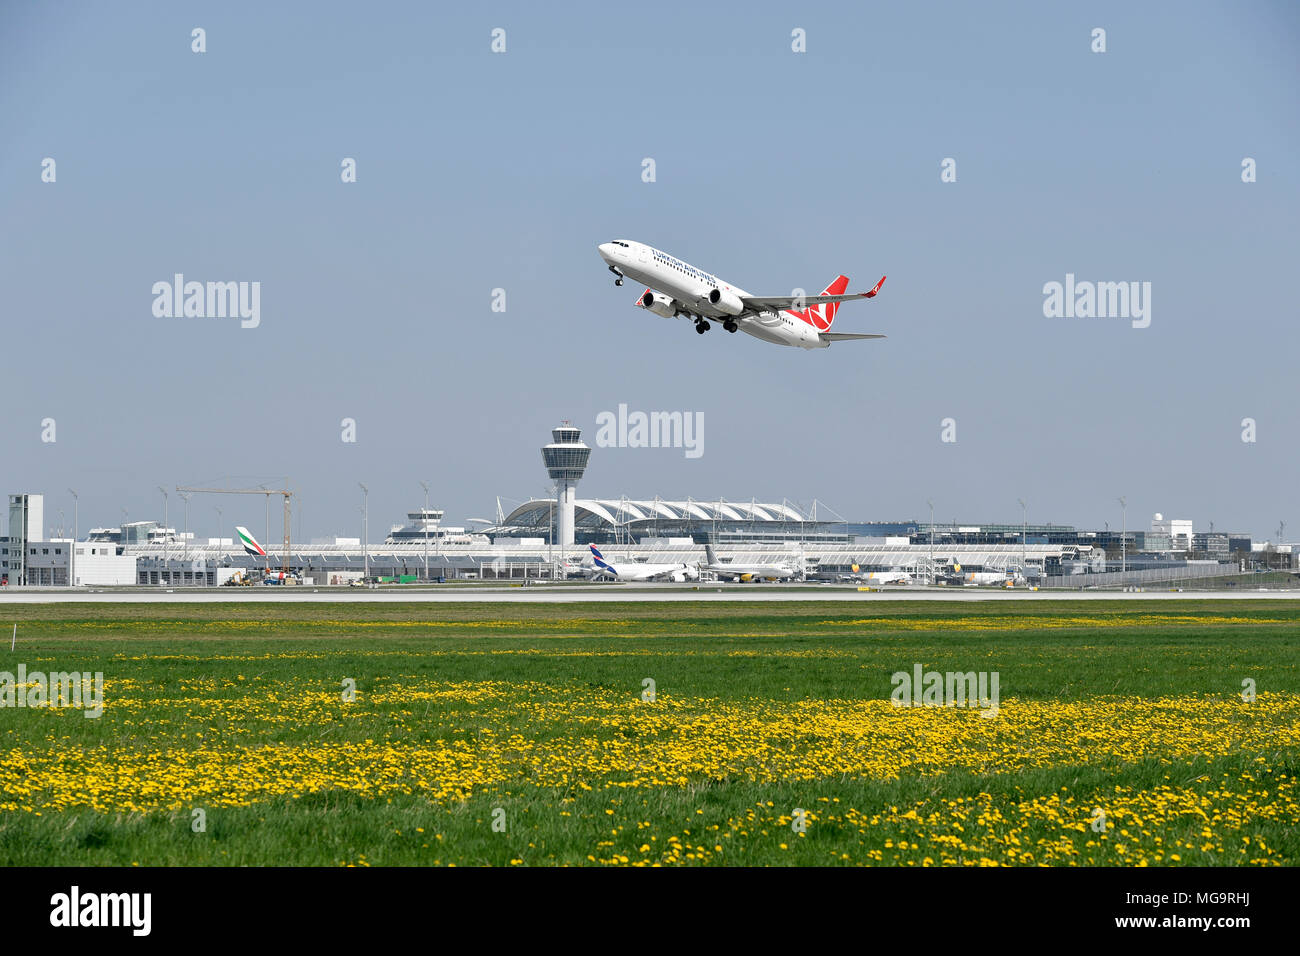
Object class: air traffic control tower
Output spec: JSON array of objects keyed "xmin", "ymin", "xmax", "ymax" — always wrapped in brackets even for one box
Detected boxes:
[{"xmin": 541, "ymin": 422, "xmax": 591, "ymax": 548}]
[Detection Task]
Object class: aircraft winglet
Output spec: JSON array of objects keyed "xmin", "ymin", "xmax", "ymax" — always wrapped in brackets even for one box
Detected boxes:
[{"xmin": 864, "ymin": 276, "xmax": 886, "ymax": 298}]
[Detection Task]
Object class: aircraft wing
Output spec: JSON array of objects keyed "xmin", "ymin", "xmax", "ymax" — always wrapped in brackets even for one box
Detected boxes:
[
  {"xmin": 740, "ymin": 276, "xmax": 885, "ymax": 314},
  {"xmin": 819, "ymin": 332, "xmax": 887, "ymax": 342},
  {"xmin": 642, "ymin": 565, "xmax": 690, "ymax": 581}
]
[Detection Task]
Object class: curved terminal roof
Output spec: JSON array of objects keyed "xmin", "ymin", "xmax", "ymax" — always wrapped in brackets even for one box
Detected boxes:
[{"xmin": 501, "ymin": 498, "xmax": 812, "ymax": 531}]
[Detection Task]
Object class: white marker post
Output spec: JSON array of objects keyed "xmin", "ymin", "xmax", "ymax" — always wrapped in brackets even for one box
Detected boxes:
[{"xmin": 10, "ymin": 623, "xmax": 15, "ymax": 651}]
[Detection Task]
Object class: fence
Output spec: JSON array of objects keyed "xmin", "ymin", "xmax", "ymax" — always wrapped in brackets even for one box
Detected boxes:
[{"xmin": 1044, "ymin": 563, "xmax": 1232, "ymax": 589}]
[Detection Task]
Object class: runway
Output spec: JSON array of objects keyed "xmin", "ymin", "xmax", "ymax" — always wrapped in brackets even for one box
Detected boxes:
[{"xmin": 1, "ymin": 586, "xmax": 1297, "ymax": 604}]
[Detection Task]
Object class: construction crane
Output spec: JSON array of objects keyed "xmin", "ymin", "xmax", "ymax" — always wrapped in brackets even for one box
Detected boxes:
[{"xmin": 176, "ymin": 480, "xmax": 293, "ymax": 574}]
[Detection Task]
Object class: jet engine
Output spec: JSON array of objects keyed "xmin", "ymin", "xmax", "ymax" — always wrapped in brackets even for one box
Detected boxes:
[
  {"xmin": 708, "ymin": 287, "xmax": 744, "ymax": 316},
  {"xmin": 640, "ymin": 290, "xmax": 678, "ymax": 318}
]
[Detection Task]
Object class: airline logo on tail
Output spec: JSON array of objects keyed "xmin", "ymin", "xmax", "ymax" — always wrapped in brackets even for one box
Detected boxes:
[
  {"xmin": 589, "ymin": 544, "xmax": 611, "ymax": 571},
  {"xmin": 236, "ymin": 526, "xmax": 266, "ymax": 557},
  {"xmin": 786, "ymin": 275, "xmax": 886, "ymax": 331}
]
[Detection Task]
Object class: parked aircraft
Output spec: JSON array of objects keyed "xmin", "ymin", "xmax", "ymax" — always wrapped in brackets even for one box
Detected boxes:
[
  {"xmin": 587, "ymin": 545, "xmax": 698, "ymax": 582},
  {"xmin": 701, "ymin": 544, "xmax": 801, "ymax": 582}
]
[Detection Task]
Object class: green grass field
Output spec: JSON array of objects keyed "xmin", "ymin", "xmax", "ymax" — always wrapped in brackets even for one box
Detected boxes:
[{"xmin": 1, "ymin": 600, "xmax": 1297, "ymax": 866}]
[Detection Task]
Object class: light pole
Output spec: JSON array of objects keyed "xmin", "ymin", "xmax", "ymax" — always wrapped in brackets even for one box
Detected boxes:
[
  {"xmin": 179, "ymin": 492, "xmax": 191, "ymax": 563},
  {"xmin": 545, "ymin": 483, "xmax": 557, "ymax": 579},
  {"xmin": 1017, "ymin": 498, "xmax": 1027, "ymax": 572},
  {"xmin": 419, "ymin": 480, "xmax": 430, "ymax": 582},
  {"xmin": 1118, "ymin": 496, "xmax": 1127, "ymax": 575},
  {"xmin": 927, "ymin": 499, "xmax": 935, "ymax": 585},
  {"xmin": 67, "ymin": 489, "xmax": 78, "ymax": 587},
  {"xmin": 158, "ymin": 486, "xmax": 169, "ymax": 584},
  {"xmin": 359, "ymin": 483, "xmax": 369, "ymax": 582},
  {"xmin": 213, "ymin": 505, "xmax": 223, "ymax": 582}
]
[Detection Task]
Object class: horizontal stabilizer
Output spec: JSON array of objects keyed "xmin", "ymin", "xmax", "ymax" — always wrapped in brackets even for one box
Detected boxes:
[{"xmin": 819, "ymin": 332, "xmax": 887, "ymax": 342}]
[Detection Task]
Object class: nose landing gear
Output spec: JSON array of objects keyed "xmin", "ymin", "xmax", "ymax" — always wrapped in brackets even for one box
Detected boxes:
[{"xmin": 608, "ymin": 265, "xmax": 624, "ymax": 287}]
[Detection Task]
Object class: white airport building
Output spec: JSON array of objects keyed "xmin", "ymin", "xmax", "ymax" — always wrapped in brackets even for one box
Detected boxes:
[
  {"xmin": 3, "ymin": 494, "xmax": 136, "ymax": 586},
  {"xmin": 0, "ymin": 427, "xmax": 1270, "ymax": 589}
]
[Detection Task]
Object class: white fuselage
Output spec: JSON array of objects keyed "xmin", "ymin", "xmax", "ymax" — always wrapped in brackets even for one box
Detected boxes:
[
  {"xmin": 864, "ymin": 570, "xmax": 915, "ymax": 585},
  {"xmin": 598, "ymin": 240, "xmax": 827, "ymax": 349},
  {"xmin": 701, "ymin": 545, "xmax": 801, "ymax": 581},
  {"xmin": 592, "ymin": 560, "xmax": 697, "ymax": 582},
  {"xmin": 964, "ymin": 571, "xmax": 1020, "ymax": 586},
  {"xmin": 586, "ymin": 548, "xmax": 698, "ymax": 582},
  {"xmin": 704, "ymin": 561, "xmax": 799, "ymax": 582}
]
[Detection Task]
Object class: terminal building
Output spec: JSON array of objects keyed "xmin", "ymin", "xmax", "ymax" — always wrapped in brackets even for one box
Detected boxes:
[
  {"xmin": 0, "ymin": 425, "xmax": 1276, "ymax": 588},
  {"xmin": 3, "ymin": 508, "xmax": 1264, "ymax": 589},
  {"xmin": 2, "ymin": 494, "xmax": 135, "ymax": 586},
  {"xmin": 494, "ymin": 496, "xmax": 846, "ymax": 546}
]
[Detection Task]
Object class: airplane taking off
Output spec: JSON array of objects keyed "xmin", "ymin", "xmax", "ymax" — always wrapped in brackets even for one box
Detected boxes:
[
  {"xmin": 597, "ymin": 240, "xmax": 886, "ymax": 350},
  {"xmin": 587, "ymin": 545, "xmax": 698, "ymax": 582}
]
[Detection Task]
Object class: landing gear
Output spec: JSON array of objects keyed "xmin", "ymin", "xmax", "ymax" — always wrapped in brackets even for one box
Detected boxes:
[
  {"xmin": 724, "ymin": 320, "xmax": 738, "ymax": 333},
  {"xmin": 608, "ymin": 265, "xmax": 624, "ymax": 287},
  {"xmin": 695, "ymin": 322, "xmax": 708, "ymax": 334}
]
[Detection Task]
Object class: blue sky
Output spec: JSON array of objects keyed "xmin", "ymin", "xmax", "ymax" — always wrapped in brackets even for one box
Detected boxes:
[{"xmin": 2, "ymin": 1, "xmax": 1297, "ymax": 541}]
